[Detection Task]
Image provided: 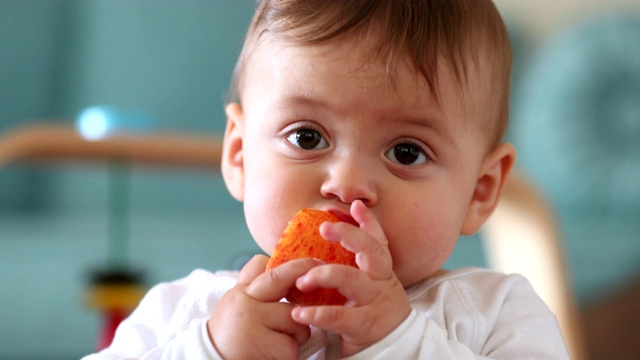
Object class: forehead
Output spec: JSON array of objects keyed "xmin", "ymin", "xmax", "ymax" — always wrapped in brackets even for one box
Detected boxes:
[
  {"xmin": 241, "ymin": 37, "xmax": 495, "ymax": 160},
  {"xmin": 243, "ymin": 35, "xmax": 484, "ymax": 128}
]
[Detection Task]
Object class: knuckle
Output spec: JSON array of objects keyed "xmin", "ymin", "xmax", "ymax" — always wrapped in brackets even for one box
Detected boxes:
[
  {"xmin": 370, "ymin": 239, "xmax": 389, "ymax": 259},
  {"xmin": 266, "ymin": 267, "xmax": 284, "ymax": 284},
  {"xmin": 325, "ymin": 307, "xmax": 347, "ymax": 325},
  {"xmin": 344, "ymin": 266, "xmax": 362, "ymax": 284}
]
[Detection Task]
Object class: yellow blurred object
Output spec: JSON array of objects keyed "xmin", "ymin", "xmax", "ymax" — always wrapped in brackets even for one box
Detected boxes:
[{"xmin": 85, "ymin": 283, "xmax": 147, "ymax": 312}]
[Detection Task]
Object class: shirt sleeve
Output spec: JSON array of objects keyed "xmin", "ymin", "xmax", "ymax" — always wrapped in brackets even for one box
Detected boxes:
[
  {"xmin": 345, "ymin": 272, "xmax": 570, "ymax": 360},
  {"xmin": 82, "ymin": 321, "xmax": 222, "ymax": 360},
  {"xmin": 81, "ymin": 270, "xmax": 235, "ymax": 360},
  {"xmin": 136, "ymin": 321, "xmax": 221, "ymax": 360}
]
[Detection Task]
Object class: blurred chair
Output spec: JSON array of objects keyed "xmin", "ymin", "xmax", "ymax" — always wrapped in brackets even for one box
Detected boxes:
[
  {"xmin": 508, "ymin": 13, "xmax": 640, "ymax": 360},
  {"xmin": 0, "ymin": 123, "xmax": 221, "ymax": 169},
  {"xmin": 0, "ymin": 123, "xmax": 587, "ymax": 357},
  {"xmin": 0, "ymin": 122, "xmax": 222, "ymax": 349},
  {"xmin": 482, "ymin": 172, "xmax": 587, "ymax": 360}
]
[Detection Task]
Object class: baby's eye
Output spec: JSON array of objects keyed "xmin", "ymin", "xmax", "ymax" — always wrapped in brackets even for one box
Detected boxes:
[
  {"xmin": 286, "ymin": 128, "xmax": 328, "ymax": 150},
  {"xmin": 385, "ymin": 143, "xmax": 428, "ymax": 165}
]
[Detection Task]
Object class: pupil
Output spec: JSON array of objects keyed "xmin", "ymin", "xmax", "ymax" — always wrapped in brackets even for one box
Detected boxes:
[
  {"xmin": 297, "ymin": 130, "xmax": 321, "ymax": 149},
  {"xmin": 394, "ymin": 144, "xmax": 419, "ymax": 164}
]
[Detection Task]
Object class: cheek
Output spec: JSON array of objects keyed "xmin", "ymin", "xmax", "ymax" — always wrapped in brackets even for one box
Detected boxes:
[
  {"xmin": 382, "ymin": 191, "xmax": 466, "ymax": 285},
  {"xmin": 242, "ymin": 169, "xmax": 288, "ymax": 255},
  {"xmin": 243, "ymin": 188, "xmax": 280, "ymax": 255},
  {"xmin": 241, "ymin": 154, "xmax": 312, "ymax": 255},
  {"xmin": 390, "ymin": 216, "xmax": 458, "ymax": 282}
]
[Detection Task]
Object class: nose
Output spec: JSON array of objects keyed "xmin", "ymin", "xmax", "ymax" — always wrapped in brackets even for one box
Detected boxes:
[{"xmin": 320, "ymin": 154, "xmax": 378, "ymax": 206}]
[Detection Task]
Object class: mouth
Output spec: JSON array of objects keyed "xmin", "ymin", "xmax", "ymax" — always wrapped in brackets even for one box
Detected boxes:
[{"xmin": 327, "ymin": 209, "xmax": 359, "ymax": 226}]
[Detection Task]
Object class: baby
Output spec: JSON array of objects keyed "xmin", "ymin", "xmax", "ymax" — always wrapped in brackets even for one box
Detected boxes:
[{"xmin": 84, "ymin": 0, "xmax": 569, "ymax": 359}]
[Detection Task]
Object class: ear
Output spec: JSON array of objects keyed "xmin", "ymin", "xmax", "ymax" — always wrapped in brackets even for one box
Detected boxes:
[
  {"xmin": 461, "ymin": 142, "xmax": 516, "ymax": 235},
  {"xmin": 221, "ymin": 102, "xmax": 245, "ymax": 202}
]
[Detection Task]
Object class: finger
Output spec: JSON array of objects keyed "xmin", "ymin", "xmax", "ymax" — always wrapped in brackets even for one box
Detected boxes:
[
  {"xmin": 213, "ymin": 300, "xmax": 305, "ymax": 360},
  {"xmin": 291, "ymin": 305, "xmax": 364, "ymax": 336},
  {"xmin": 237, "ymin": 254, "xmax": 270, "ymax": 285},
  {"xmin": 291, "ymin": 280, "xmax": 411, "ymax": 347},
  {"xmin": 351, "ymin": 200, "xmax": 387, "ymax": 245},
  {"xmin": 263, "ymin": 301, "xmax": 312, "ymax": 346},
  {"xmin": 296, "ymin": 264, "xmax": 377, "ymax": 305},
  {"xmin": 320, "ymin": 221, "xmax": 392, "ymax": 281},
  {"xmin": 350, "ymin": 200, "xmax": 393, "ymax": 279},
  {"xmin": 245, "ymin": 258, "xmax": 323, "ymax": 302}
]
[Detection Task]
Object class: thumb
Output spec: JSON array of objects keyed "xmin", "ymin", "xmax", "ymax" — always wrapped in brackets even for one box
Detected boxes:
[{"xmin": 237, "ymin": 254, "xmax": 270, "ymax": 285}]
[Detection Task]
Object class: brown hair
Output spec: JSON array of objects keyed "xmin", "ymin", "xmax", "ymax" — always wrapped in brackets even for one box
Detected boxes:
[{"xmin": 229, "ymin": 0, "xmax": 512, "ymax": 145}]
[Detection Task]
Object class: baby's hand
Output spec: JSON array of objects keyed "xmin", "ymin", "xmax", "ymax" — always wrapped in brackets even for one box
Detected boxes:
[
  {"xmin": 290, "ymin": 200, "xmax": 412, "ymax": 357},
  {"xmin": 208, "ymin": 255, "xmax": 319, "ymax": 359}
]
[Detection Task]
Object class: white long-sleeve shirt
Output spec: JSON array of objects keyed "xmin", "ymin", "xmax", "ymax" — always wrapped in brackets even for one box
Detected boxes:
[{"xmin": 82, "ymin": 267, "xmax": 569, "ymax": 359}]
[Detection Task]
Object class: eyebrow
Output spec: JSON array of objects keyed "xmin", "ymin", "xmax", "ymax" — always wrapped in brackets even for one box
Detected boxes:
[
  {"xmin": 382, "ymin": 109, "xmax": 457, "ymax": 149},
  {"xmin": 274, "ymin": 95, "xmax": 332, "ymax": 113}
]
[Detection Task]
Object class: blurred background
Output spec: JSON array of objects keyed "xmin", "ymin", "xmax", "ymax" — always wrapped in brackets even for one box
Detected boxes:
[{"xmin": 0, "ymin": 0, "xmax": 638, "ymax": 358}]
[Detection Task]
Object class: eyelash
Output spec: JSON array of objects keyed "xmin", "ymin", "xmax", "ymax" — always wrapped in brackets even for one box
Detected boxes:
[
  {"xmin": 285, "ymin": 125, "xmax": 329, "ymax": 151},
  {"xmin": 282, "ymin": 124, "xmax": 431, "ymax": 167},
  {"xmin": 385, "ymin": 141, "xmax": 430, "ymax": 166}
]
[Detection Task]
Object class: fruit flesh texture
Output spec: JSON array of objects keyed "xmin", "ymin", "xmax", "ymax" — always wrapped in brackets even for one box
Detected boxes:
[{"xmin": 266, "ymin": 209, "xmax": 357, "ymax": 306}]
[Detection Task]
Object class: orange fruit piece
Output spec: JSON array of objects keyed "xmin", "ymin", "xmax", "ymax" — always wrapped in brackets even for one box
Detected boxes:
[{"xmin": 266, "ymin": 209, "xmax": 357, "ymax": 306}]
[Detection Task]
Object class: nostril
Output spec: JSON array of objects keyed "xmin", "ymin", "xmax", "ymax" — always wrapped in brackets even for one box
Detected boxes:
[
  {"xmin": 320, "ymin": 181, "xmax": 376, "ymax": 207},
  {"xmin": 320, "ymin": 160, "xmax": 378, "ymax": 205}
]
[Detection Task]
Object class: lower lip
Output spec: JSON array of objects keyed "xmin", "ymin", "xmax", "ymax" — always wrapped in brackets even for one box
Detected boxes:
[{"xmin": 329, "ymin": 211, "xmax": 359, "ymax": 226}]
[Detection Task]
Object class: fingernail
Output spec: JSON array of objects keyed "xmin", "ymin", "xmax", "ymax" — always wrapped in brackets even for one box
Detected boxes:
[
  {"xmin": 292, "ymin": 307, "xmax": 309, "ymax": 322},
  {"xmin": 296, "ymin": 275, "xmax": 309, "ymax": 287}
]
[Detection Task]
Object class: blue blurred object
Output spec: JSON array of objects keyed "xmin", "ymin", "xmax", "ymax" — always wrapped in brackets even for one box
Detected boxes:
[
  {"xmin": 512, "ymin": 13, "xmax": 640, "ymax": 212},
  {"xmin": 511, "ymin": 13, "xmax": 640, "ymax": 307},
  {"xmin": 76, "ymin": 106, "xmax": 153, "ymax": 141}
]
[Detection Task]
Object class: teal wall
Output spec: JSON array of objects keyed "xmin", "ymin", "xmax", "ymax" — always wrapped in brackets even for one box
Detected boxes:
[
  {"xmin": 0, "ymin": 1, "xmax": 60, "ymax": 213},
  {"xmin": 1, "ymin": 2, "xmax": 259, "ymax": 358},
  {"xmin": 1, "ymin": 2, "xmax": 639, "ymax": 359}
]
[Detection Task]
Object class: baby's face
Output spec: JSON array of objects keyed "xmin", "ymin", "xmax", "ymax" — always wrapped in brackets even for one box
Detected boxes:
[{"xmin": 233, "ymin": 36, "xmax": 490, "ymax": 286}]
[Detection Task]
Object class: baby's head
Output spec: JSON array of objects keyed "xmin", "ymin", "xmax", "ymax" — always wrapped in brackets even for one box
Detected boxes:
[
  {"xmin": 229, "ymin": 0, "xmax": 512, "ymax": 148},
  {"xmin": 222, "ymin": 0, "xmax": 516, "ymax": 286}
]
